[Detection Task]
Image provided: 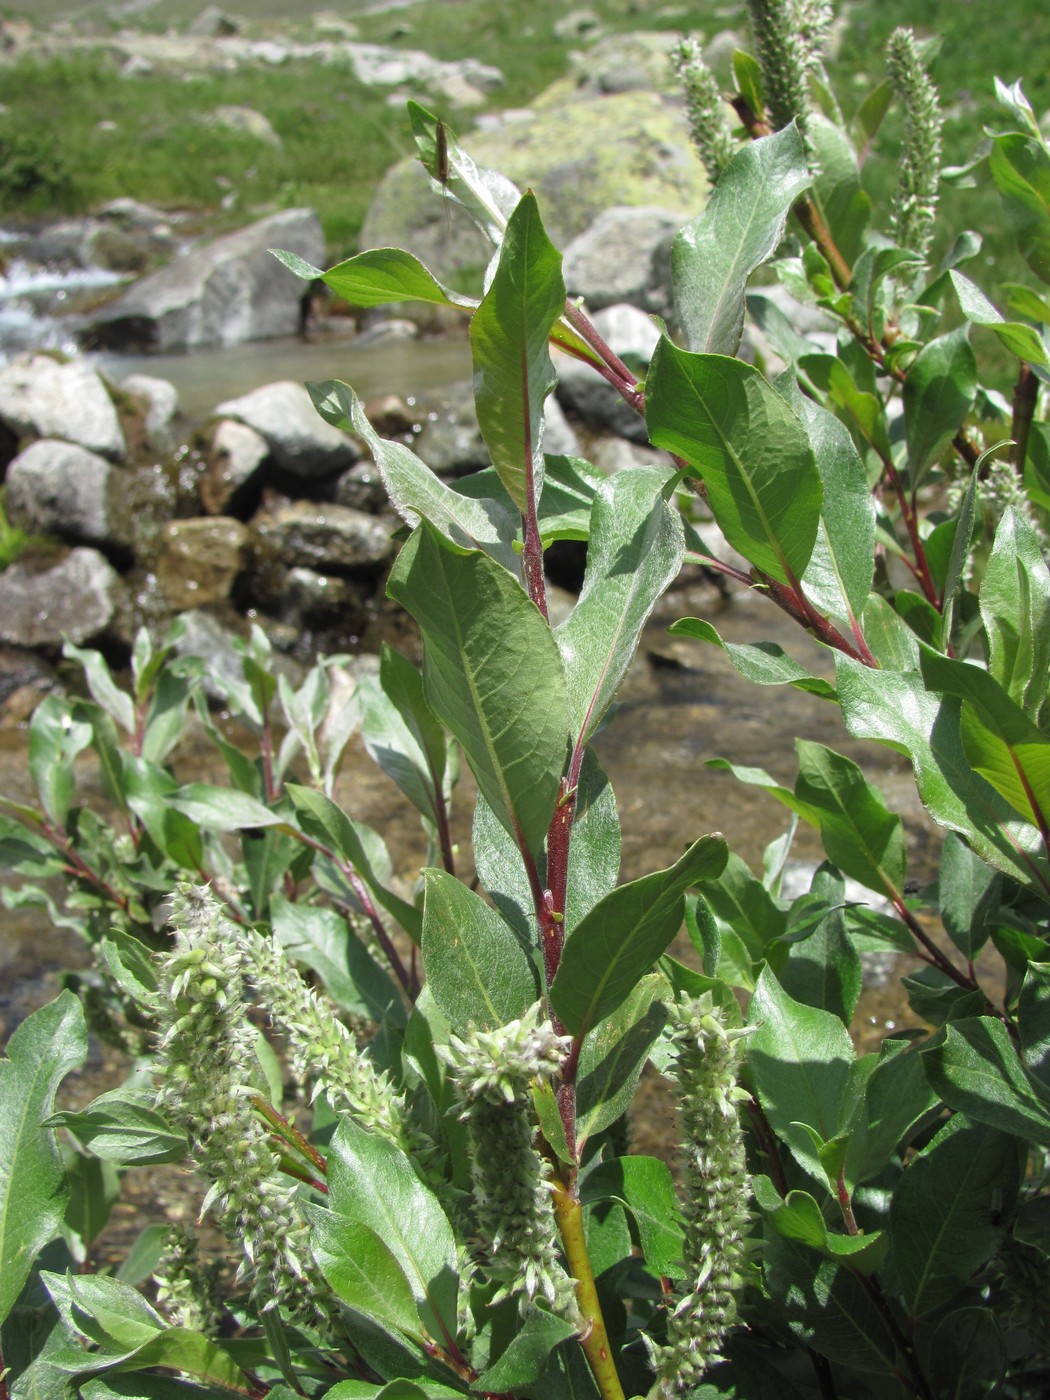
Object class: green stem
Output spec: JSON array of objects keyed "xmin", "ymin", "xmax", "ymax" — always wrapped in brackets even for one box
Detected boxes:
[{"xmin": 550, "ymin": 1170, "xmax": 627, "ymax": 1400}]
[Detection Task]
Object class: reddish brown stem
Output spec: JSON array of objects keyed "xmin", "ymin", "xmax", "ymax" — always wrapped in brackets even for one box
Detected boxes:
[{"xmin": 1010, "ymin": 362, "xmax": 1039, "ymax": 475}]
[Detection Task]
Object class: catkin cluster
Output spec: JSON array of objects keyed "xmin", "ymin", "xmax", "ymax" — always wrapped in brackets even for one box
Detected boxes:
[
  {"xmin": 886, "ymin": 26, "xmax": 943, "ymax": 268},
  {"xmin": 650, "ymin": 997, "xmax": 751, "ymax": 1394},
  {"xmin": 672, "ymin": 37, "xmax": 737, "ymax": 181},
  {"xmin": 156, "ymin": 883, "xmax": 332, "ymax": 1333},
  {"xmin": 443, "ymin": 1005, "xmax": 577, "ymax": 1315}
]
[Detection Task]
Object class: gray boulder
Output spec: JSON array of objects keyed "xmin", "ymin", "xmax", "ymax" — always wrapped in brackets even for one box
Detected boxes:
[
  {"xmin": 563, "ymin": 206, "xmax": 680, "ymax": 315},
  {"xmin": 121, "ymin": 373, "xmax": 181, "ymax": 454},
  {"xmin": 200, "ymin": 418, "xmax": 271, "ymax": 513},
  {"xmin": 155, "ymin": 517, "xmax": 250, "ymax": 610},
  {"xmin": 413, "ymin": 382, "xmax": 489, "ymax": 477},
  {"xmin": 82, "ymin": 209, "xmax": 324, "ymax": 353},
  {"xmin": 0, "ymin": 355, "xmax": 126, "ymax": 462},
  {"xmin": 214, "ymin": 381, "xmax": 356, "ymax": 478},
  {"xmin": 5, "ymin": 440, "xmax": 113, "ymax": 545},
  {"xmin": 253, "ymin": 502, "xmax": 395, "ymax": 572},
  {"xmin": 0, "ymin": 548, "xmax": 124, "ymax": 647}
]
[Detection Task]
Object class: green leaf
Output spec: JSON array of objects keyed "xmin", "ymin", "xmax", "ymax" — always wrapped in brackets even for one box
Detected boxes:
[
  {"xmin": 421, "ymin": 869, "xmax": 539, "ymax": 1032},
  {"xmin": 798, "ymin": 352, "xmax": 892, "ymax": 462},
  {"xmin": 645, "ymin": 340, "xmax": 822, "ymax": 585},
  {"xmin": 919, "ymin": 646, "xmax": 1050, "ymax": 832},
  {"xmin": 271, "ymin": 897, "xmax": 405, "ymax": 1026},
  {"xmin": 50, "ymin": 1090, "xmax": 186, "ymax": 1167},
  {"xmin": 28, "ymin": 697, "xmax": 92, "ymax": 828},
  {"xmin": 701, "ymin": 847, "xmax": 788, "ymax": 960},
  {"xmin": 851, "ymin": 79, "xmax": 892, "ymax": 159},
  {"xmin": 315, "ymin": 380, "xmax": 518, "ymax": 574},
  {"xmin": 325, "ymin": 1116, "xmax": 459, "ymax": 1344},
  {"xmin": 580, "ymin": 1155, "xmax": 684, "ymax": 1279},
  {"xmin": 308, "ymin": 1211, "xmax": 422, "ymax": 1341},
  {"xmin": 474, "ymin": 1307, "xmax": 577, "ymax": 1392},
  {"xmin": 564, "ymin": 749, "xmax": 622, "ymax": 934},
  {"xmin": 670, "ymin": 618, "xmax": 836, "ymax": 698},
  {"xmin": 889, "ymin": 1115, "xmax": 1020, "ymax": 1316},
  {"xmin": 835, "ymin": 655, "xmax": 1048, "ymax": 890},
  {"xmin": 732, "ymin": 48, "xmax": 764, "ymax": 119},
  {"xmin": 794, "ymin": 740, "xmax": 906, "ymax": 900},
  {"xmin": 388, "ymin": 525, "xmax": 568, "ymax": 857},
  {"xmin": 780, "ymin": 905, "xmax": 861, "ymax": 1024},
  {"xmin": 849, "ymin": 1038, "xmax": 939, "ymax": 1184},
  {"xmin": 902, "ymin": 328, "xmax": 978, "ymax": 485},
  {"xmin": 575, "ymin": 975, "xmax": 668, "ymax": 1149},
  {"xmin": 63, "ymin": 643, "xmax": 135, "ymax": 735},
  {"xmin": 938, "ymin": 831, "xmax": 1001, "ymax": 960},
  {"xmin": 308, "ymin": 246, "xmax": 474, "ymax": 311},
  {"xmin": 408, "ymin": 102, "xmax": 520, "ymax": 249},
  {"xmin": 360, "ymin": 647, "xmax": 448, "ymax": 828},
  {"xmin": 922, "ymin": 1016, "xmax": 1050, "ymax": 1143},
  {"xmin": 989, "ymin": 133, "xmax": 1050, "ymax": 285},
  {"xmin": 980, "ymin": 506, "xmax": 1050, "ymax": 718},
  {"xmin": 0, "ymin": 994, "xmax": 87, "ymax": 1327},
  {"xmin": 748, "ymin": 966, "xmax": 854, "ymax": 1165},
  {"xmin": 753, "ymin": 1178, "xmax": 887, "ymax": 1273},
  {"xmin": 285, "ymin": 785, "xmax": 423, "ymax": 943},
  {"xmin": 672, "ymin": 123, "xmax": 812, "ymax": 356},
  {"xmin": 949, "ymin": 270, "xmax": 1050, "ymax": 364},
  {"xmin": 1018, "ymin": 962, "xmax": 1050, "ymax": 1090},
  {"xmin": 469, "ymin": 192, "xmax": 564, "ymax": 514},
  {"xmin": 557, "ymin": 468, "xmax": 683, "ymax": 746},
  {"xmin": 168, "ymin": 785, "xmax": 282, "ymax": 832},
  {"xmin": 550, "ymin": 835, "xmax": 727, "ymax": 1036},
  {"xmin": 921, "ymin": 1306, "xmax": 1006, "ymax": 1400},
  {"xmin": 808, "ymin": 113, "xmax": 871, "ymax": 267}
]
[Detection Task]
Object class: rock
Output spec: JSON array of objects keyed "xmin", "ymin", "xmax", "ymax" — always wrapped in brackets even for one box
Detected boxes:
[
  {"xmin": 0, "ymin": 548, "xmax": 124, "ymax": 648},
  {"xmin": 334, "ymin": 461, "xmax": 388, "ymax": 513},
  {"xmin": 363, "ymin": 394, "xmax": 415, "ymax": 436},
  {"xmin": 555, "ymin": 305, "xmax": 660, "ymax": 443},
  {"xmin": 413, "ymin": 382, "xmax": 488, "ymax": 477},
  {"xmin": 203, "ymin": 105, "xmax": 282, "ymax": 147},
  {"xmin": 0, "ymin": 646, "xmax": 55, "ymax": 725},
  {"xmin": 172, "ymin": 608, "xmax": 249, "ymax": 700},
  {"xmin": 5, "ymin": 440, "xmax": 113, "ymax": 545},
  {"xmin": 213, "ymin": 381, "xmax": 356, "ymax": 478},
  {"xmin": 587, "ymin": 436, "xmax": 677, "ymax": 476},
  {"xmin": 253, "ymin": 502, "xmax": 396, "ymax": 572},
  {"xmin": 553, "ymin": 9, "xmax": 602, "ymax": 40},
  {"xmin": 0, "ymin": 354, "xmax": 126, "ymax": 462},
  {"xmin": 121, "ymin": 373, "xmax": 180, "ymax": 454},
  {"xmin": 353, "ymin": 319, "xmax": 418, "ymax": 346},
  {"xmin": 360, "ymin": 91, "xmax": 707, "ymax": 291},
  {"xmin": 81, "ymin": 209, "xmax": 324, "ymax": 353},
  {"xmin": 563, "ymin": 206, "xmax": 680, "ymax": 315},
  {"xmin": 543, "ymin": 395, "xmax": 580, "ymax": 458},
  {"xmin": 187, "ymin": 6, "xmax": 240, "ymax": 37},
  {"xmin": 541, "ymin": 31, "xmax": 682, "ymax": 101},
  {"xmin": 155, "ymin": 517, "xmax": 250, "ymax": 610},
  {"xmin": 201, "ymin": 418, "xmax": 270, "ymax": 513},
  {"xmin": 279, "ymin": 567, "xmax": 369, "ymax": 633}
]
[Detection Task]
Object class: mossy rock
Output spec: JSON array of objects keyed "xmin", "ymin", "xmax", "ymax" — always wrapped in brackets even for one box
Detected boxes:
[{"xmin": 358, "ymin": 90, "xmax": 707, "ymax": 295}]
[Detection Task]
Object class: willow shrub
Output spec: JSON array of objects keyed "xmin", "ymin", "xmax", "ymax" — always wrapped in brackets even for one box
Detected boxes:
[{"xmin": 4, "ymin": 6, "xmax": 1050, "ymax": 1399}]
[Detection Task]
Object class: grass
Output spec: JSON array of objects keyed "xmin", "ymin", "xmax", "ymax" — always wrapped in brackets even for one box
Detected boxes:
[{"xmin": 1, "ymin": 0, "xmax": 1049, "ymax": 282}]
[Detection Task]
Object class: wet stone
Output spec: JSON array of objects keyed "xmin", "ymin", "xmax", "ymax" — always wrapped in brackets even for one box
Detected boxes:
[
  {"xmin": 200, "ymin": 419, "xmax": 271, "ymax": 514},
  {"xmin": 155, "ymin": 516, "xmax": 250, "ymax": 610},
  {"xmin": 252, "ymin": 502, "xmax": 396, "ymax": 572},
  {"xmin": 0, "ymin": 548, "xmax": 125, "ymax": 648}
]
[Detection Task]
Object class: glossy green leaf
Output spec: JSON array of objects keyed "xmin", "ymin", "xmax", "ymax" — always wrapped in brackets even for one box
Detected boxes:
[
  {"xmin": 575, "ymin": 974, "xmax": 668, "ymax": 1148},
  {"xmin": 672, "ymin": 123, "xmax": 812, "ymax": 356},
  {"xmin": 408, "ymin": 101, "xmax": 519, "ymax": 248},
  {"xmin": 325, "ymin": 1117, "xmax": 458, "ymax": 1344},
  {"xmin": 923, "ymin": 1016, "xmax": 1050, "ymax": 1142},
  {"xmin": 949, "ymin": 270, "xmax": 1050, "ymax": 364},
  {"xmin": 470, "ymin": 192, "xmax": 564, "ymax": 513},
  {"xmin": 28, "ymin": 697, "xmax": 92, "ymax": 828},
  {"xmin": 557, "ymin": 468, "xmax": 683, "ymax": 746},
  {"xmin": 753, "ymin": 1177, "xmax": 887, "ymax": 1273},
  {"xmin": 780, "ymin": 906, "xmax": 861, "ymax": 1024},
  {"xmin": 169, "ymin": 785, "xmax": 282, "ymax": 832},
  {"xmin": 794, "ymin": 740, "xmax": 906, "ymax": 900},
  {"xmin": 889, "ymin": 1115, "xmax": 1020, "ymax": 1316},
  {"xmin": 919, "ymin": 646, "xmax": 1050, "ymax": 831},
  {"xmin": 671, "ymin": 618, "xmax": 836, "ymax": 698},
  {"xmin": 902, "ymin": 327, "xmax": 978, "ymax": 485},
  {"xmin": 49, "ymin": 1090, "xmax": 186, "ymax": 1167},
  {"xmin": 314, "ymin": 380, "xmax": 518, "ymax": 574},
  {"xmin": 474, "ymin": 1307, "xmax": 577, "ymax": 1392},
  {"xmin": 309, "ymin": 1210, "xmax": 422, "ymax": 1340},
  {"xmin": 732, "ymin": 48, "xmax": 764, "ymax": 120},
  {"xmin": 701, "ymin": 848, "xmax": 788, "ymax": 960},
  {"xmin": 564, "ymin": 749, "xmax": 622, "ymax": 934},
  {"xmin": 285, "ymin": 785, "xmax": 423, "ymax": 943},
  {"xmin": 0, "ymin": 994, "xmax": 86, "ymax": 1327},
  {"xmin": 421, "ymin": 869, "xmax": 539, "ymax": 1032},
  {"xmin": 360, "ymin": 647, "xmax": 448, "ymax": 828},
  {"xmin": 290, "ymin": 246, "xmax": 474, "ymax": 311},
  {"xmin": 748, "ymin": 965, "xmax": 854, "ymax": 1157},
  {"xmin": 63, "ymin": 643, "xmax": 135, "ymax": 735},
  {"xmin": 550, "ymin": 835, "xmax": 727, "ymax": 1036},
  {"xmin": 388, "ymin": 524, "xmax": 568, "ymax": 857},
  {"xmin": 580, "ymin": 1155, "xmax": 684, "ymax": 1279},
  {"xmin": 808, "ymin": 112, "xmax": 871, "ymax": 267},
  {"xmin": 989, "ymin": 133, "xmax": 1050, "ymax": 285},
  {"xmin": 980, "ymin": 506, "xmax": 1050, "ymax": 717},
  {"xmin": 835, "ymin": 655, "xmax": 1048, "ymax": 890},
  {"xmin": 849, "ymin": 1038, "xmax": 939, "ymax": 1184},
  {"xmin": 798, "ymin": 352, "xmax": 892, "ymax": 462},
  {"xmin": 938, "ymin": 831, "xmax": 1001, "ymax": 959},
  {"xmin": 645, "ymin": 339, "xmax": 822, "ymax": 585},
  {"xmin": 922, "ymin": 1306, "xmax": 1006, "ymax": 1400},
  {"xmin": 1018, "ymin": 962, "xmax": 1050, "ymax": 1089}
]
